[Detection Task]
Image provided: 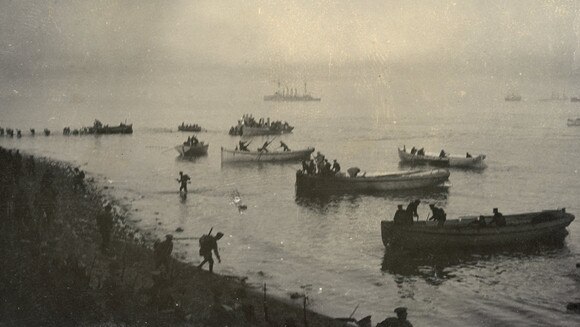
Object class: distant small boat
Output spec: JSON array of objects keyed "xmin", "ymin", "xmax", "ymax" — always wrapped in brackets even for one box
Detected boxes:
[
  {"xmin": 571, "ymin": 97, "xmax": 580, "ymax": 102},
  {"xmin": 381, "ymin": 209, "xmax": 574, "ymax": 249},
  {"xmin": 221, "ymin": 147, "xmax": 314, "ymax": 163},
  {"xmin": 295, "ymin": 168, "xmax": 450, "ymax": 194},
  {"xmin": 538, "ymin": 91, "xmax": 568, "ymax": 102},
  {"xmin": 175, "ymin": 142, "xmax": 209, "ymax": 157},
  {"xmin": 228, "ymin": 114, "xmax": 294, "ymax": 136},
  {"xmin": 567, "ymin": 118, "xmax": 580, "ymax": 126},
  {"xmin": 505, "ymin": 93, "xmax": 522, "ymax": 102},
  {"xmin": 264, "ymin": 81, "xmax": 321, "ymax": 102},
  {"xmin": 177, "ymin": 123, "xmax": 203, "ymax": 132},
  {"xmin": 398, "ymin": 148, "xmax": 486, "ymax": 169},
  {"xmin": 88, "ymin": 120, "xmax": 133, "ymax": 134}
]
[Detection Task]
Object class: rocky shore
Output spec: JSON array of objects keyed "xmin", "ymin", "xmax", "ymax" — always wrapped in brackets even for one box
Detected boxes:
[{"xmin": 0, "ymin": 148, "xmax": 348, "ymax": 327}]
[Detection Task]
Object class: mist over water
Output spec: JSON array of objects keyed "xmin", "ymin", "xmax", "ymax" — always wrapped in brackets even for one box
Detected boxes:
[{"xmin": 1, "ymin": 65, "xmax": 580, "ymax": 326}]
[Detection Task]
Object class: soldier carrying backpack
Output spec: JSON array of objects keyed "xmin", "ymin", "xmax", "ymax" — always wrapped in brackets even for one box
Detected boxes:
[{"xmin": 198, "ymin": 228, "xmax": 224, "ymax": 273}]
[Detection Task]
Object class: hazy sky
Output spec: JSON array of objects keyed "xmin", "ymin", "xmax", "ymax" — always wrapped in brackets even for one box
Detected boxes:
[{"xmin": 0, "ymin": 0, "xmax": 579, "ymax": 72}]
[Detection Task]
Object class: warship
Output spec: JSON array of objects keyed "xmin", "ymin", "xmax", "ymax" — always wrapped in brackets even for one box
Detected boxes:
[{"xmin": 263, "ymin": 82, "xmax": 321, "ymax": 102}]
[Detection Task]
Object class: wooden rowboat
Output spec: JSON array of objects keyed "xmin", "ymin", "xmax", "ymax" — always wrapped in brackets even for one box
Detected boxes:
[
  {"xmin": 398, "ymin": 148, "xmax": 486, "ymax": 168},
  {"xmin": 381, "ymin": 209, "xmax": 574, "ymax": 249},
  {"xmin": 221, "ymin": 147, "xmax": 314, "ymax": 163},
  {"xmin": 175, "ymin": 142, "xmax": 209, "ymax": 157},
  {"xmin": 295, "ymin": 168, "xmax": 450, "ymax": 194}
]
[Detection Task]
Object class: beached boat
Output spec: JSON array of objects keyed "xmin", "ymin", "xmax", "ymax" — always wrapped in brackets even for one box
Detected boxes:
[
  {"xmin": 381, "ymin": 209, "xmax": 574, "ymax": 249},
  {"xmin": 567, "ymin": 118, "xmax": 580, "ymax": 126},
  {"xmin": 295, "ymin": 168, "xmax": 450, "ymax": 194},
  {"xmin": 175, "ymin": 142, "xmax": 209, "ymax": 157},
  {"xmin": 221, "ymin": 147, "xmax": 314, "ymax": 163},
  {"xmin": 398, "ymin": 148, "xmax": 486, "ymax": 168}
]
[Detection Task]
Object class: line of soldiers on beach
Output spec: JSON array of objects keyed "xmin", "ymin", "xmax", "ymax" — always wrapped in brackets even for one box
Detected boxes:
[
  {"xmin": 300, "ymin": 151, "xmax": 341, "ymax": 176},
  {"xmin": 393, "ymin": 199, "xmax": 506, "ymax": 228},
  {"xmin": 0, "ymin": 146, "xmax": 87, "ymax": 237}
]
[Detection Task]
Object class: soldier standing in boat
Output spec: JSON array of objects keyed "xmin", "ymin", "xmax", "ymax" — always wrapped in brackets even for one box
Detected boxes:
[
  {"xmin": 406, "ymin": 199, "xmax": 421, "ymax": 223},
  {"xmin": 331, "ymin": 159, "xmax": 341, "ymax": 174},
  {"xmin": 490, "ymin": 208, "xmax": 506, "ymax": 227},
  {"xmin": 393, "ymin": 205, "xmax": 408, "ymax": 225},
  {"xmin": 428, "ymin": 204, "xmax": 446, "ymax": 227},
  {"xmin": 177, "ymin": 171, "xmax": 191, "ymax": 193},
  {"xmin": 376, "ymin": 307, "xmax": 413, "ymax": 327}
]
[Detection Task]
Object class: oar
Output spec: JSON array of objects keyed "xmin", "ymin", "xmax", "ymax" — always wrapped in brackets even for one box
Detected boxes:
[
  {"xmin": 161, "ymin": 146, "xmax": 176, "ymax": 154},
  {"xmin": 348, "ymin": 303, "xmax": 360, "ymax": 319},
  {"xmin": 173, "ymin": 236, "xmax": 200, "ymax": 241}
]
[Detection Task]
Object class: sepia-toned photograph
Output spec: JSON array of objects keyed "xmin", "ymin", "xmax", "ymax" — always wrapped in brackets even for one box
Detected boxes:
[{"xmin": 1, "ymin": 1, "xmax": 579, "ymax": 326}]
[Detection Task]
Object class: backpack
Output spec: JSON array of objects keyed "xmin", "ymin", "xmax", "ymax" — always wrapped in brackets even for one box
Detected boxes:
[{"xmin": 199, "ymin": 234, "xmax": 211, "ymax": 255}]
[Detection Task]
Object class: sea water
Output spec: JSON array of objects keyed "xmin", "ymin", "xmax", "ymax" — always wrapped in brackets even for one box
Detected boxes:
[{"xmin": 1, "ymin": 65, "xmax": 579, "ymax": 326}]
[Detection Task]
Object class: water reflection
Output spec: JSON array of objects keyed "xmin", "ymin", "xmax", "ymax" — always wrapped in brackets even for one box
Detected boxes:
[
  {"xmin": 175, "ymin": 154, "xmax": 208, "ymax": 162},
  {"xmin": 398, "ymin": 161, "xmax": 487, "ymax": 174},
  {"xmin": 381, "ymin": 238, "xmax": 568, "ymax": 285}
]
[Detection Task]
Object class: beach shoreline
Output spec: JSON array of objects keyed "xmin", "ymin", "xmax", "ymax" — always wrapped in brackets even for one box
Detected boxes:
[{"xmin": 0, "ymin": 147, "xmax": 350, "ymax": 326}]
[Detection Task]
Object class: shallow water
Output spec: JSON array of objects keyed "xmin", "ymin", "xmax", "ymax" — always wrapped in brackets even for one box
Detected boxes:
[{"xmin": 1, "ymin": 67, "xmax": 580, "ymax": 326}]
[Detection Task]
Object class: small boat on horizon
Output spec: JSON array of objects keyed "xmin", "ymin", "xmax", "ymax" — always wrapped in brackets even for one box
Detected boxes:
[
  {"xmin": 87, "ymin": 120, "xmax": 133, "ymax": 135},
  {"xmin": 538, "ymin": 91, "xmax": 568, "ymax": 102},
  {"xmin": 398, "ymin": 147, "xmax": 486, "ymax": 169},
  {"xmin": 567, "ymin": 118, "xmax": 580, "ymax": 126},
  {"xmin": 221, "ymin": 147, "xmax": 315, "ymax": 163},
  {"xmin": 177, "ymin": 122, "xmax": 203, "ymax": 132},
  {"xmin": 381, "ymin": 208, "xmax": 574, "ymax": 249},
  {"xmin": 295, "ymin": 168, "xmax": 450, "ymax": 194},
  {"xmin": 505, "ymin": 93, "xmax": 522, "ymax": 102},
  {"xmin": 228, "ymin": 114, "xmax": 294, "ymax": 136}
]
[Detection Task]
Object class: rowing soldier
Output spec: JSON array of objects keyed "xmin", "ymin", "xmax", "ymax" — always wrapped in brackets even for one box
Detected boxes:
[
  {"xmin": 258, "ymin": 139, "xmax": 273, "ymax": 153},
  {"xmin": 238, "ymin": 140, "xmax": 250, "ymax": 151},
  {"xmin": 280, "ymin": 141, "xmax": 290, "ymax": 152}
]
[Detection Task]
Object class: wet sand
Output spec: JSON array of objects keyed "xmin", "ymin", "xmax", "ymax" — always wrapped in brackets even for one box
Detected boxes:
[{"xmin": 0, "ymin": 149, "xmax": 349, "ymax": 326}]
